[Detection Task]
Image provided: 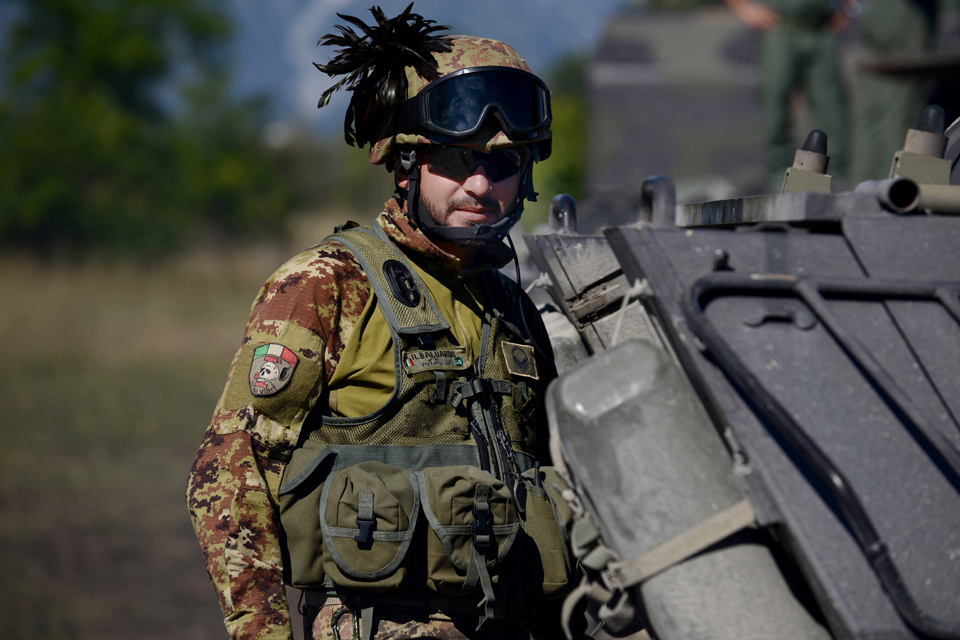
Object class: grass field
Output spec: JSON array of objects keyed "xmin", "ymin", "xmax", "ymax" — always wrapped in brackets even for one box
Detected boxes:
[{"xmin": 0, "ymin": 215, "xmax": 344, "ymax": 639}]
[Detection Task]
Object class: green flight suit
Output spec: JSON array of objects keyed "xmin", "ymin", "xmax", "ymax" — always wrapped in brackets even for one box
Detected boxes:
[
  {"xmin": 759, "ymin": 0, "xmax": 848, "ymax": 190},
  {"xmin": 851, "ymin": 0, "xmax": 937, "ymax": 184}
]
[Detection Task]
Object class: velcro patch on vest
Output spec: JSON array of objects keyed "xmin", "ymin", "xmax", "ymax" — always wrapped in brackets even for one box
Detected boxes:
[
  {"xmin": 402, "ymin": 347, "xmax": 471, "ymax": 374},
  {"xmin": 502, "ymin": 342, "xmax": 538, "ymax": 380},
  {"xmin": 249, "ymin": 343, "xmax": 298, "ymax": 396}
]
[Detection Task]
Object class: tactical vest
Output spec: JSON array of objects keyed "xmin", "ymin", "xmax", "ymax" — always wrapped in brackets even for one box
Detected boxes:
[{"xmin": 276, "ymin": 224, "xmax": 574, "ymax": 633}]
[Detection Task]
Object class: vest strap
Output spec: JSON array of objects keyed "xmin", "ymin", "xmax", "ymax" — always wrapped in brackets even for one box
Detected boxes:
[
  {"xmin": 331, "ymin": 225, "xmax": 450, "ymax": 336},
  {"xmin": 278, "ymin": 444, "xmax": 483, "ymax": 495},
  {"xmin": 433, "ymin": 371, "xmax": 447, "ymax": 403},
  {"xmin": 449, "ymin": 379, "xmax": 512, "ymax": 407},
  {"xmin": 607, "ymin": 499, "xmax": 756, "ymax": 589}
]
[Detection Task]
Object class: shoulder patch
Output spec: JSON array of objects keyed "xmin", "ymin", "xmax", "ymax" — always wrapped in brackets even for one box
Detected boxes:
[
  {"xmin": 249, "ymin": 343, "xmax": 299, "ymax": 396},
  {"xmin": 502, "ymin": 341, "xmax": 538, "ymax": 380}
]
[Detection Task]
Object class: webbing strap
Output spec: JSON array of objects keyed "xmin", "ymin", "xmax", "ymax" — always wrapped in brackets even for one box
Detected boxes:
[
  {"xmin": 449, "ymin": 379, "xmax": 512, "ymax": 407},
  {"xmin": 561, "ymin": 578, "xmax": 614, "ymax": 640},
  {"xmin": 301, "ymin": 590, "xmax": 515, "ymax": 619},
  {"xmin": 331, "ymin": 226, "xmax": 449, "ymax": 335},
  {"xmin": 357, "ymin": 491, "xmax": 374, "ymax": 522},
  {"xmin": 361, "ymin": 605, "xmax": 374, "ymax": 640},
  {"xmin": 279, "ymin": 444, "xmax": 483, "ymax": 495},
  {"xmin": 607, "ymin": 499, "xmax": 756, "ymax": 588},
  {"xmin": 433, "ymin": 371, "xmax": 447, "ymax": 403},
  {"xmin": 457, "ymin": 484, "xmax": 497, "ymax": 629}
]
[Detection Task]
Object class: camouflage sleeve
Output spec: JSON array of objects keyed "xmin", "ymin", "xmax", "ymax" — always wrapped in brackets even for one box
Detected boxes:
[{"xmin": 186, "ymin": 241, "xmax": 371, "ymax": 640}]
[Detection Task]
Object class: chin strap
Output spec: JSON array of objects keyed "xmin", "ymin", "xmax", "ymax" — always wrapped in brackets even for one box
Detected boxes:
[{"xmin": 398, "ymin": 145, "xmax": 539, "ymax": 247}]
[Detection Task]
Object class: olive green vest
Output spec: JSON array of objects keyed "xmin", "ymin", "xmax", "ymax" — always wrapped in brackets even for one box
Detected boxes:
[{"xmin": 277, "ymin": 224, "xmax": 573, "ymax": 631}]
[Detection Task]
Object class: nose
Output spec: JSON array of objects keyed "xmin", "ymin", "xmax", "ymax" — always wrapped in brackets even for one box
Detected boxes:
[{"xmin": 461, "ymin": 163, "xmax": 492, "ymax": 197}]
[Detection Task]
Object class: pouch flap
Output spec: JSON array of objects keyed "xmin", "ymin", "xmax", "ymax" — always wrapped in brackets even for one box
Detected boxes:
[
  {"xmin": 416, "ymin": 465, "xmax": 519, "ymax": 571},
  {"xmin": 319, "ymin": 461, "xmax": 420, "ymax": 580}
]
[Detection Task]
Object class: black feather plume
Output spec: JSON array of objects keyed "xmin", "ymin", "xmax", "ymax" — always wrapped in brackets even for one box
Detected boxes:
[{"xmin": 315, "ymin": 3, "xmax": 452, "ymax": 147}]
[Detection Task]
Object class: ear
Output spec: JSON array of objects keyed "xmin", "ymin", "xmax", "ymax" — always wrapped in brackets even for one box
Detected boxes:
[{"xmin": 395, "ymin": 167, "xmax": 409, "ymax": 190}]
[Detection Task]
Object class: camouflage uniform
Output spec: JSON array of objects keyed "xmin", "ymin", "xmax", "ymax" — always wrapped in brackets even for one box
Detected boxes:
[
  {"xmin": 186, "ymin": 201, "xmax": 556, "ymax": 640},
  {"xmin": 308, "ymin": 600, "xmax": 530, "ymax": 639}
]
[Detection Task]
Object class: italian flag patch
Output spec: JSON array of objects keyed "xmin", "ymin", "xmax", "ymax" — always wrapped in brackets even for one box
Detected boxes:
[{"xmin": 248, "ymin": 343, "xmax": 299, "ymax": 397}]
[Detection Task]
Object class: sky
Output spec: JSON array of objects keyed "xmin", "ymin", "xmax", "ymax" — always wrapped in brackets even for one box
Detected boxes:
[
  {"xmin": 224, "ymin": 0, "xmax": 628, "ymax": 132},
  {"xmin": 0, "ymin": 0, "xmax": 629, "ymax": 132}
]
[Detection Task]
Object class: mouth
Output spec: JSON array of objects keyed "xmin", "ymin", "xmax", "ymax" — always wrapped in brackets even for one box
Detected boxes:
[{"xmin": 453, "ymin": 208, "xmax": 496, "ymax": 223}]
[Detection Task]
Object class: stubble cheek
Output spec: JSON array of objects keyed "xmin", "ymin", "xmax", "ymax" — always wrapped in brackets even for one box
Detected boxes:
[{"xmin": 420, "ymin": 189, "xmax": 452, "ymax": 227}]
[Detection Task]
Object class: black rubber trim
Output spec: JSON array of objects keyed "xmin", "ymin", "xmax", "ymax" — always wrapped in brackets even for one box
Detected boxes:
[{"xmin": 683, "ymin": 272, "xmax": 960, "ymax": 640}]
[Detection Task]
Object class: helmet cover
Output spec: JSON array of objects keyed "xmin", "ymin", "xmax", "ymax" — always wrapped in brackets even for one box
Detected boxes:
[{"xmin": 368, "ymin": 36, "xmax": 553, "ymax": 165}]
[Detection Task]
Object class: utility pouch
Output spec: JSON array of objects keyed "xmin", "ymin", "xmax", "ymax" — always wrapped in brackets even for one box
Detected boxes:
[
  {"xmin": 416, "ymin": 465, "xmax": 519, "ymax": 622},
  {"xmin": 278, "ymin": 442, "xmax": 335, "ymax": 588},
  {"xmin": 318, "ymin": 461, "xmax": 420, "ymax": 592},
  {"xmin": 519, "ymin": 466, "xmax": 576, "ymax": 598}
]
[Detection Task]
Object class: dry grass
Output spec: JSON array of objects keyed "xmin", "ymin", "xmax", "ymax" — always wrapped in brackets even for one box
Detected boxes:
[{"xmin": 0, "ymin": 211, "xmax": 347, "ymax": 639}]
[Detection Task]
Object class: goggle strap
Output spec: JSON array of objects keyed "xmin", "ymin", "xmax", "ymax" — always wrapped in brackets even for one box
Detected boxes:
[{"xmin": 373, "ymin": 102, "xmax": 422, "ymax": 145}]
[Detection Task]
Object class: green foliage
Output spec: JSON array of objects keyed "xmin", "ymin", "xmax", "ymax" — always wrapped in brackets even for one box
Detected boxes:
[
  {"xmin": 526, "ymin": 54, "xmax": 589, "ymax": 230},
  {"xmin": 267, "ymin": 129, "xmax": 397, "ymax": 222},
  {"xmin": 0, "ymin": 0, "xmax": 296, "ymax": 254}
]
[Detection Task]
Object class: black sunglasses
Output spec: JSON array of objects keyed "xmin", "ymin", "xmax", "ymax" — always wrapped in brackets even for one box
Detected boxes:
[{"xmin": 424, "ymin": 146, "xmax": 528, "ymax": 183}]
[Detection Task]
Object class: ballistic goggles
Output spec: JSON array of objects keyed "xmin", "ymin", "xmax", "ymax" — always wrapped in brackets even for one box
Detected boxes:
[
  {"xmin": 391, "ymin": 67, "xmax": 552, "ymax": 139},
  {"xmin": 424, "ymin": 146, "xmax": 528, "ymax": 183}
]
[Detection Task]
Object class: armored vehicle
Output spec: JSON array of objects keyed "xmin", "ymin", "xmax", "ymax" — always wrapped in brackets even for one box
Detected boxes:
[{"xmin": 525, "ymin": 107, "xmax": 960, "ymax": 640}]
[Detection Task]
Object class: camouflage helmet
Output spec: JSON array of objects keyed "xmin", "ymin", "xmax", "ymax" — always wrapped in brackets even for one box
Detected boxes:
[
  {"xmin": 368, "ymin": 35, "xmax": 553, "ymax": 166},
  {"xmin": 315, "ymin": 7, "xmax": 550, "ymax": 245}
]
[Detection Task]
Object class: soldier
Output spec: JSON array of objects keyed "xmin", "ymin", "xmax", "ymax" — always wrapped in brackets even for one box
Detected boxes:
[
  {"xmin": 851, "ymin": 0, "xmax": 938, "ymax": 184},
  {"xmin": 723, "ymin": 0, "xmax": 852, "ymax": 190},
  {"xmin": 186, "ymin": 5, "xmax": 572, "ymax": 640}
]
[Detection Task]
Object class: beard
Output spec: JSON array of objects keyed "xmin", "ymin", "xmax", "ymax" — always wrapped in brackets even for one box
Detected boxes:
[{"xmin": 419, "ymin": 191, "xmax": 506, "ymax": 248}]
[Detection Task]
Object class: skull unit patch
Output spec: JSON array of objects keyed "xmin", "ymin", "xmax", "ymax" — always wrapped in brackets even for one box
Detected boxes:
[{"xmin": 249, "ymin": 343, "xmax": 298, "ymax": 396}]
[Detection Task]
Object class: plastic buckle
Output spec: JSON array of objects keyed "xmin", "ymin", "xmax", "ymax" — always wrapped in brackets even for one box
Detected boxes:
[
  {"xmin": 601, "ymin": 567, "xmax": 624, "ymax": 593},
  {"xmin": 472, "ymin": 505, "xmax": 493, "ymax": 550},
  {"xmin": 355, "ymin": 517, "xmax": 376, "ymax": 548},
  {"xmin": 400, "ymin": 149, "xmax": 417, "ymax": 171}
]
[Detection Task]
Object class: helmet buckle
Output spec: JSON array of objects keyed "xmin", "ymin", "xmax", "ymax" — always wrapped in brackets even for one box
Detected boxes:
[{"xmin": 400, "ymin": 149, "xmax": 417, "ymax": 171}]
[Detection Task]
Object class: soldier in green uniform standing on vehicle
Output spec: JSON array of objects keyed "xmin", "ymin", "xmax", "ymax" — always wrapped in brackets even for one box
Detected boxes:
[
  {"xmin": 724, "ymin": 0, "xmax": 853, "ymax": 189},
  {"xmin": 851, "ymin": 0, "xmax": 939, "ymax": 183},
  {"xmin": 186, "ymin": 5, "xmax": 576, "ymax": 640}
]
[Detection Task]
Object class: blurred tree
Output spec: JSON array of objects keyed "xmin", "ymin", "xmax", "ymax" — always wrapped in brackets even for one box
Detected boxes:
[
  {"xmin": 0, "ymin": 0, "xmax": 295, "ymax": 254},
  {"xmin": 526, "ymin": 54, "xmax": 589, "ymax": 230}
]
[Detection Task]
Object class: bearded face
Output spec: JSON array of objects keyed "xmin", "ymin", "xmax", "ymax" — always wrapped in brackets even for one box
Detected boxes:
[{"xmin": 415, "ymin": 151, "xmax": 523, "ymax": 248}]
